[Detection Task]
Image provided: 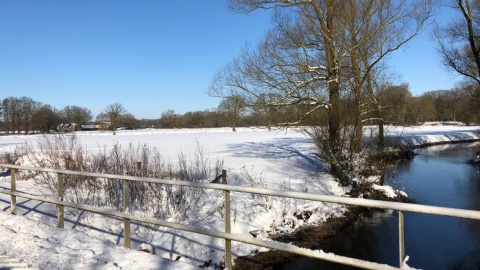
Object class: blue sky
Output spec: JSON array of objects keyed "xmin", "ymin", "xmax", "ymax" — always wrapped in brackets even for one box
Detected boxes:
[{"xmin": 0, "ymin": 1, "xmax": 461, "ymax": 119}]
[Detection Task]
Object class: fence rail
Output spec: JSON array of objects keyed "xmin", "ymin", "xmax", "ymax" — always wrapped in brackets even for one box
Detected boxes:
[{"xmin": 1, "ymin": 164, "xmax": 480, "ymax": 270}]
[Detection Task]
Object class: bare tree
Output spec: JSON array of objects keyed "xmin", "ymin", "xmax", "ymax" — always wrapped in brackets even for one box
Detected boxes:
[
  {"xmin": 218, "ymin": 95, "xmax": 246, "ymax": 131},
  {"xmin": 33, "ymin": 105, "xmax": 61, "ymax": 133},
  {"xmin": 458, "ymin": 81, "xmax": 480, "ymax": 122},
  {"xmin": 1, "ymin": 97, "xmax": 18, "ymax": 134},
  {"xmin": 159, "ymin": 109, "xmax": 178, "ymax": 128},
  {"xmin": 378, "ymin": 83, "xmax": 412, "ymax": 125},
  {"xmin": 412, "ymin": 94, "xmax": 437, "ymax": 123},
  {"xmin": 122, "ymin": 113, "xmax": 139, "ymax": 129},
  {"xmin": 61, "ymin": 105, "xmax": 93, "ymax": 126},
  {"xmin": 435, "ymin": 0, "xmax": 480, "ymax": 84},
  {"xmin": 210, "ymin": 0, "xmax": 432, "ymax": 185},
  {"xmin": 20, "ymin": 97, "xmax": 40, "ymax": 134},
  {"xmin": 95, "ymin": 112, "xmax": 110, "ymax": 132},
  {"xmin": 102, "ymin": 103, "xmax": 127, "ymax": 135},
  {"xmin": 1, "ymin": 97, "xmax": 40, "ymax": 134}
]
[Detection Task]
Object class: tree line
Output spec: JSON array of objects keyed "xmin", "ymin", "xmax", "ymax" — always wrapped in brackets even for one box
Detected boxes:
[
  {"xmin": 1, "ymin": 81, "xmax": 478, "ymax": 135},
  {"xmin": 0, "ymin": 97, "xmax": 92, "ymax": 134}
]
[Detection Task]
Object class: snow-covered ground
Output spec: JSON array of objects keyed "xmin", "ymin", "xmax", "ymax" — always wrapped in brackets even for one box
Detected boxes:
[
  {"xmin": 0, "ymin": 210, "xmax": 201, "ymax": 270},
  {"xmin": 384, "ymin": 125, "xmax": 480, "ymax": 147},
  {"xmin": 0, "ymin": 125, "xmax": 479, "ymax": 269}
]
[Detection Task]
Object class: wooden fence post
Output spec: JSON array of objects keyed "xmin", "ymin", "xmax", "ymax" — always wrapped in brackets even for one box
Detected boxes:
[
  {"xmin": 223, "ymin": 169, "xmax": 232, "ymax": 270},
  {"xmin": 136, "ymin": 161, "xmax": 142, "ymax": 177},
  {"xmin": 124, "ymin": 179, "xmax": 131, "ymax": 248},
  {"xmin": 57, "ymin": 173, "xmax": 64, "ymax": 228},
  {"xmin": 10, "ymin": 168, "xmax": 17, "ymax": 215}
]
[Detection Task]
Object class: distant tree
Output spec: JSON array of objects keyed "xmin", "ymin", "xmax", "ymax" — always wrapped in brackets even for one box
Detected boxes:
[
  {"xmin": 1, "ymin": 97, "xmax": 17, "ymax": 134},
  {"xmin": 61, "ymin": 105, "xmax": 92, "ymax": 126},
  {"xmin": 0, "ymin": 104, "xmax": 3, "ymax": 130},
  {"xmin": 102, "ymin": 103, "xmax": 128, "ymax": 135},
  {"xmin": 422, "ymin": 86, "xmax": 480, "ymax": 124},
  {"xmin": 33, "ymin": 105, "xmax": 61, "ymax": 133},
  {"xmin": 158, "ymin": 109, "xmax": 179, "ymax": 128},
  {"xmin": 218, "ymin": 95, "xmax": 245, "ymax": 131},
  {"xmin": 202, "ymin": 109, "xmax": 225, "ymax": 128},
  {"xmin": 95, "ymin": 112, "xmax": 110, "ymax": 132},
  {"xmin": 1, "ymin": 97, "xmax": 40, "ymax": 134},
  {"xmin": 458, "ymin": 82, "xmax": 480, "ymax": 123},
  {"xmin": 22, "ymin": 97, "xmax": 41, "ymax": 134},
  {"xmin": 137, "ymin": 118, "xmax": 157, "ymax": 129},
  {"xmin": 122, "ymin": 113, "xmax": 139, "ymax": 129},
  {"xmin": 425, "ymin": 90, "xmax": 458, "ymax": 121},
  {"xmin": 378, "ymin": 84, "xmax": 412, "ymax": 125},
  {"xmin": 183, "ymin": 111, "xmax": 207, "ymax": 128},
  {"xmin": 413, "ymin": 94, "xmax": 437, "ymax": 123}
]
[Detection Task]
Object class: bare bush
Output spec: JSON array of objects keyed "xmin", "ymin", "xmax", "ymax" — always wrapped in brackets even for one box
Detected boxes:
[
  {"xmin": 18, "ymin": 134, "xmax": 224, "ymax": 223},
  {"xmin": 239, "ymin": 166, "xmax": 271, "ymax": 209}
]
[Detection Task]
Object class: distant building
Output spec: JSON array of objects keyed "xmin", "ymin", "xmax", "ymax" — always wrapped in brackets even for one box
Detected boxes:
[
  {"xmin": 57, "ymin": 123, "xmax": 80, "ymax": 132},
  {"xmin": 80, "ymin": 122, "xmax": 110, "ymax": 131},
  {"xmin": 80, "ymin": 124, "xmax": 99, "ymax": 131}
]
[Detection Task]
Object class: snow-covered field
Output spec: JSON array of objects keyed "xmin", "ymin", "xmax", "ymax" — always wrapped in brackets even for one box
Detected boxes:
[{"xmin": 0, "ymin": 125, "xmax": 479, "ymax": 269}]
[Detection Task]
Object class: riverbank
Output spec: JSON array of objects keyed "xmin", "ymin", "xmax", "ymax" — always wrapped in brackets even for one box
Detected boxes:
[
  {"xmin": 385, "ymin": 125, "xmax": 480, "ymax": 148},
  {"xmin": 234, "ymin": 189, "xmax": 408, "ymax": 269},
  {"xmin": 234, "ymin": 207, "xmax": 364, "ymax": 270},
  {"xmin": 0, "ymin": 126, "xmax": 479, "ymax": 270},
  {"xmin": 234, "ymin": 125, "xmax": 480, "ymax": 270}
]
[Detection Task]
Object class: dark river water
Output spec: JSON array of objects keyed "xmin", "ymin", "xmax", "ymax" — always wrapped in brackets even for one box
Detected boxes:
[{"xmin": 283, "ymin": 143, "xmax": 480, "ymax": 270}]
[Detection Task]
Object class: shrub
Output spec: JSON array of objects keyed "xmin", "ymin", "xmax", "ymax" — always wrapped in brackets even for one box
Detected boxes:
[{"xmin": 18, "ymin": 134, "xmax": 224, "ymax": 223}]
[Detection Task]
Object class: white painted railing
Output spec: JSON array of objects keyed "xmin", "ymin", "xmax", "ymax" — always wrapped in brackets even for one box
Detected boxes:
[{"xmin": 1, "ymin": 164, "xmax": 480, "ymax": 270}]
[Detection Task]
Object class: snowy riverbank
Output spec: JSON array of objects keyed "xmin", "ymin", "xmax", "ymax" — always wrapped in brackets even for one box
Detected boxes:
[
  {"xmin": 0, "ymin": 125, "xmax": 479, "ymax": 269},
  {"xmin": 385, "ymin": 125, "xmax": 480, "ymax": 148}
]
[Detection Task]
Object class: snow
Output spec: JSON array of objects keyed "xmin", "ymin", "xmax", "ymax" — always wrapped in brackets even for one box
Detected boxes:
[
  {"xmin": 0, "ymin": 211, "xmax": 200, "ymax": 270},
  {"xmin": 402, "ymin": 256, "xmax": 419, "ymax": 270},
  {"xmin": 0, "ymin": 125, "xmax": 479, "ymax": 269},
  {"xmin": 384, "ymin": 125, "xmax": 480, "ymax": 148},
  {"xmin": 0, "ymin": 127, "xmax": 343, "ymax": 269},
  {"xmin": 372, "ymin": 184, "xmax": 397, "ymax": 198},
  {"xmin": 0, "ymin": 212, "xmax": 200, "ymax": 270}
]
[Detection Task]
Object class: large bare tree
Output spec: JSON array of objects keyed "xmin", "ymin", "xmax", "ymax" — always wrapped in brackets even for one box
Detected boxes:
[
  {"xmin": 210, "ymin": 0, "xmax": 432, "ymax": 185},
  {"xmin": 435, "ymin": 0, "xmax": 480, "ymax": 84}
]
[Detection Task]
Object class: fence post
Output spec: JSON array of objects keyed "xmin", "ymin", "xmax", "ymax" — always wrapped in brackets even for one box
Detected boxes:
[
  {"xmin": 124, "ymin": 179, "xmax": 131, "ymax": 248},
  {"xmin": 223, "ymin": 169, "xmax": 232, "ymax": 270},
  {"xmin": 399, "ymin": 210, "xmax": 405, "ymax": 267},
  {"xmin": 136, "ymin": 161, "xmax": 142, "ymax": 177},
  {"xmin": 57, "ymin": 173, "xmax": 64, "ymax": 228},
  {"xmin": 10, "ymin": 168, "xmax": 17, "ymax": 215}
]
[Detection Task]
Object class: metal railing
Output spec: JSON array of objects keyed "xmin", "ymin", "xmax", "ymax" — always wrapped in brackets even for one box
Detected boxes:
[{"xmin": 1, "ymin": 164, "xmax": 480, "ymax": 270}]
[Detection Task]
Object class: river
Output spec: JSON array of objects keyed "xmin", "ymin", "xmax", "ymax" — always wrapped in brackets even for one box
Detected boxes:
[{"xmin": 282, "ymin": 143, "xmax": 480, "ymax": 270}]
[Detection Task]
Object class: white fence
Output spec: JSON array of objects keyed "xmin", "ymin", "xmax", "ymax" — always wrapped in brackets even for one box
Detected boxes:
[{"xmin": 1, "ymin": 164, "xmax": 480, "ymax": 270}]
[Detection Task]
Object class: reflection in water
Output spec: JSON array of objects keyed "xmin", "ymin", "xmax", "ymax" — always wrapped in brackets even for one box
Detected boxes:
[{"xmin": 282, "ymin": 143, "xmax": 480, "ymax": 270}]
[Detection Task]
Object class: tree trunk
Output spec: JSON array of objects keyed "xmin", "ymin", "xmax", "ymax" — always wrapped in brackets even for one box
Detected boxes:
[
  {"xmin": 324, "ymin": 1, "xmax": 349, "ymax": 186},
  {"xmin": 378, "ymin": 115, "xmax": 385, "ymax": 152}
]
